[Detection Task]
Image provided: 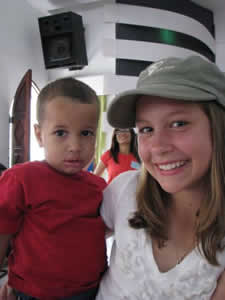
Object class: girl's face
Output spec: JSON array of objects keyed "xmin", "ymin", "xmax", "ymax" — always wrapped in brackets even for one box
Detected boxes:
[{"xmin": 136, "ymin": 96, "xmax": 212, "ymax": 195}]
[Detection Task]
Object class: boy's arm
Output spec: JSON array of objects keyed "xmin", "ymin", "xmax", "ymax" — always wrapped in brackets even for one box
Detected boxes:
[
  {"xmin": 0, "ymin": 234, "xmax": 13, "ymax": 300},
  {"xmin": 0, "ymin": 283, "xmax": 16, "ymax": 300},
  {"xmin": 0, "ymin": 234, "xmax": 11, "ymax": 267},
  {"xmin": 211, "ymin": 269, "xmax": 225, "ymax": 300},
  {"xmin": 94, "ymin": 161, "xmax": 106, "ymax": 177}
]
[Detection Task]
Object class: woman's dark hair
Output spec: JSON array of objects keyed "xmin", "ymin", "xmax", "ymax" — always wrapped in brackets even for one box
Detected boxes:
[
  {"xmin": 110, "ymin": 128, "xmax": 140, "ymax": 163},
  {"xmin": 0, "ymin": 163, "xmax": 7, "ymax": 175}
]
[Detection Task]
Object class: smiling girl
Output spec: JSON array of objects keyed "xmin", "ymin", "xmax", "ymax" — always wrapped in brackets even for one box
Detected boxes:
[{"xmin": 96, "ymin": 56, "xmax": 225, "ymax": 299}]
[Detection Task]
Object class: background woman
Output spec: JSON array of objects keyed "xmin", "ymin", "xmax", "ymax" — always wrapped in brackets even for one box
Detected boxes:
[{"xmin": 94, "ymin": 128, "xmax": 140, "ymax": 183}]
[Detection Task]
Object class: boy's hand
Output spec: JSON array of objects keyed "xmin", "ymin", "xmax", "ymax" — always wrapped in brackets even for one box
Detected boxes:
[
  {"xmin": 0, "ymin": 283, "xmax": 16, "ymax": 300},
  {"xmin": 211, "ymin": 270, "xmax": 225, "ymax": 300}
]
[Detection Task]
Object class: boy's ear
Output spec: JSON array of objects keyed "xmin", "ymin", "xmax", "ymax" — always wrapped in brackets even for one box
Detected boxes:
[{"xmin": 34, "ymin": 124, "xmax": 43, "ymax": 147}]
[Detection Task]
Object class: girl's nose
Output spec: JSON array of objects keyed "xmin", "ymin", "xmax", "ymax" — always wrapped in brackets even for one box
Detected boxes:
[{"xmin": 150, "ymin": 131, "xmax": 173, "ymax": 155}]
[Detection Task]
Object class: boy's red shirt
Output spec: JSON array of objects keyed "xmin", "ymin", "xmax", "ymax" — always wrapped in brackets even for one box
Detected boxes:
[{"xmin": 0, "ymin": 161, "xmax": 107, "ymax": 300}]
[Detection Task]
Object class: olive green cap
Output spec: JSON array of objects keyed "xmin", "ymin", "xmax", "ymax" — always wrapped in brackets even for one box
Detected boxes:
[{"xmin": 107, "ymin": 56, "xmax": 225, "ymax": 128}]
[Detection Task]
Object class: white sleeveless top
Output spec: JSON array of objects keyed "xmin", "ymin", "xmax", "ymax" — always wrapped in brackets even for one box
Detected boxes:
[{"xmin": 96, "ymin": 171, "xmax": 225, "ymax": 300}]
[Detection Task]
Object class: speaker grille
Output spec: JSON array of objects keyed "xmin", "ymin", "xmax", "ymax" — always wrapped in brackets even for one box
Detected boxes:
[
  {"xmin": 38, "ymin": 12, "xmax": 88, "ymax": 69},
  {"xmin": 47, "ymin": 36, "xmax": 72, "ymax": 62}
]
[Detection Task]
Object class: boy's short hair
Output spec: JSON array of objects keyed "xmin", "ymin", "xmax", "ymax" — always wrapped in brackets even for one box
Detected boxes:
[{"xmin": 37, "ymin": 77, "xmax": 100, "ymax": 124}]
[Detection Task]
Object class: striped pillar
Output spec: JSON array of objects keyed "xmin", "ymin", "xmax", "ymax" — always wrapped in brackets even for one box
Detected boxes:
[
  {"xmin": 81, "ymin": 0, "xmax": 216, "ymax": 151},
  {"xmin": 102, "ymin": 0, "xmax": 215, "ymax": 94}
]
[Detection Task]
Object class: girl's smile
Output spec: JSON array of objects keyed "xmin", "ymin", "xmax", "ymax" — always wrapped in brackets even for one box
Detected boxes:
[{"xmin": 155, "ymin": 159, "xmax": 189, "ymax": 175}]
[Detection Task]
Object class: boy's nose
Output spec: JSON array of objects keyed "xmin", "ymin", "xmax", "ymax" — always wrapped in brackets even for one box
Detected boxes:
[{"xmin": 68, "ymin": 136, "xmax": 82, "ymax": 152}]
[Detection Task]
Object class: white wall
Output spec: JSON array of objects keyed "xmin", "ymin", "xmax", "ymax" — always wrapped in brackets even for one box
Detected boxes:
[
  {"xmin": 214, "ymin": 10, "xmax": 225, "ymax": 71},
  {"xmin": 0, "ymin": 0, "xmax": 48, "ymax": 166}
]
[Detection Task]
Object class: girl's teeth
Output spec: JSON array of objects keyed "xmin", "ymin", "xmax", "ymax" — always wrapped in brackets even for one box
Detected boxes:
[{"xmin": 159, "ymin": 161, "xmax": 185, "ymax": 171}]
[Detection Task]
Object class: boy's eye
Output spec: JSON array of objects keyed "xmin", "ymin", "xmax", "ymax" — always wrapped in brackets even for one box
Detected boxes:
[
  {"xmin": 81, "ymin": 130, "xmax": 94, "ymax": 137},
  {"xmin": 55, "ymin": 130, "xmax": 67, "ymax": 137},
  {"xmin": 171, "ymin": 121, "xmax": 188, "ymax": 128}
]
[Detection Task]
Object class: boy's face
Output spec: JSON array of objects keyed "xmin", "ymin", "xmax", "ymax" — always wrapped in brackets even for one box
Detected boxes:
[{"xmin": 34, "ymin": 96, "xmax": 98, "ymax": 175}]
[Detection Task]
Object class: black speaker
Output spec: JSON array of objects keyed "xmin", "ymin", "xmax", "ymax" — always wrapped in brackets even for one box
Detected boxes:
[{"xmin": 38, "ymin": 12, "xmax": 88, "ymax": 70}]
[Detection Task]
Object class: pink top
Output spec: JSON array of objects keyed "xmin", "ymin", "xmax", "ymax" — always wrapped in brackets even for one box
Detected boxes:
[{"xmin": 101, "ymin": 150, "xmax": 140, "ymax": 183}]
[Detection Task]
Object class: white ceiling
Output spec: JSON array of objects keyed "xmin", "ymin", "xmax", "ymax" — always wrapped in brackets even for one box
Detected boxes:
[
  {"xmin": 192, "ymin": 0, "xmax": 225, "ymax": 11},
  {"xmin": 26, "ymin": 0, "xmax": 110, "ymax": 14},
  {"xmin": 26, "ymin": 0, "xmax": 225, "ymax": 15}
]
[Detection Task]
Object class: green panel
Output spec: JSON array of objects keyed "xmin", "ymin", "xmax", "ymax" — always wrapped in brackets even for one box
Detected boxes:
[
  {"xmin": 98, "ymin": 95, "xmax": 107, "ymax": 112},
  {"xmin": 95, "ymin": 95, "xmax": 107, "ymax": 164},
  {"xmin": 159, "ymin": 29, "xmax": 176, "ymax": 44}
]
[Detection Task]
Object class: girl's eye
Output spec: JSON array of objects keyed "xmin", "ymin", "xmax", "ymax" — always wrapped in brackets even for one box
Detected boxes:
[
  {"xmin": 55, "ymin": 130, "xmax": 67, "ymax": 137},
  {"xmin": 81, "ymin": 130, "xmax": 94, "ymax": 137},
  {"xmin": 171, "ymin": 121, "xmax": 188, "ymax": 128},
  {"xmin": 138, "ymin": 127, "xmax": 153, "ymax": 134}
]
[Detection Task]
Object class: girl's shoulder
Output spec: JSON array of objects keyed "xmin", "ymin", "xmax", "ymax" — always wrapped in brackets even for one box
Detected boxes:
[{"xmin": 106, "ymin": 170, "xmax": 140, "ymax": 195}]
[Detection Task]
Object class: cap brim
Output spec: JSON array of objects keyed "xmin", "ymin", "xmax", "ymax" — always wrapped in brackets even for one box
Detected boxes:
[{"xmin": 107, "ymin": 84, "xmax": 216, "ymax": 128}]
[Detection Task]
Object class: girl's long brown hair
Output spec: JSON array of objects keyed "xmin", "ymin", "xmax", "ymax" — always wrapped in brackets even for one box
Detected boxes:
[{"xmin": 129, "ymin": 101, "xmax": 225, "ymax": 265}]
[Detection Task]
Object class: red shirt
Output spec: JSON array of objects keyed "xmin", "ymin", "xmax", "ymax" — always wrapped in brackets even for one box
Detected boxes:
[
  {"xmin": 101, "ymin": 150, "xmax": 140, "ymax": 183},
  {"xmin": 0, "ymin": 161, "xmax": 107, "ymax": 300}
]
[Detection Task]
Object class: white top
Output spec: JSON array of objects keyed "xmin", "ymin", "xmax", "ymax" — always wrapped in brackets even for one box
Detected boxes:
[{"xmin": 96, "ymin": 170, "xmax": 225, "ymax": 300}]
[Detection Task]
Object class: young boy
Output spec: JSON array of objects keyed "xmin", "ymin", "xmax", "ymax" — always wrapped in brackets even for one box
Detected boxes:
[{"xmin": 0, "ymin": 78, "xmax": 107, "ymax": 300}]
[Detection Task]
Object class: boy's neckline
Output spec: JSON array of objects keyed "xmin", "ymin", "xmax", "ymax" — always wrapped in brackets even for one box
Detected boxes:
[{"xmin": 41, "ymin": 160, "xmax": 83, "ymax": 178}]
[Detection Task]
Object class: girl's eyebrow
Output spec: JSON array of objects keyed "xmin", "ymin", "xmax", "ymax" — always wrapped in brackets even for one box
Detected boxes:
[
  {"xmin": 167, "ymin": 107, "xmax": 192, "ymax": 113},
  {"xmin": 137, "ymin": 108, "xmax": 192, "ymax": 120},
  {"xmin": 136, "ymin": 119, "xmax": 148, "ymax": 124},
  {"xmin": 136, "ymin": 109, "xmax": 193, "ymax": 125},
  {"xmin": 53, "ymin": 124, "xmax": 67, "ymax": 128}
]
